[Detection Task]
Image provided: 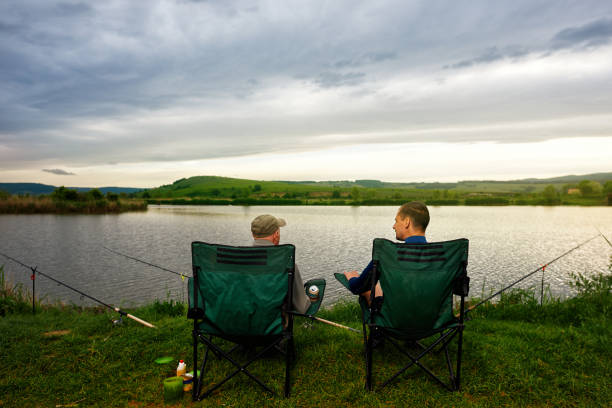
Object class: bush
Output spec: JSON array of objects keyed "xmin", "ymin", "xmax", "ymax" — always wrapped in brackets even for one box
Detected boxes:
[
  {"xmin": 465, "ymin": 197, "xmax": 509, "ymax": 205},
  {"xmin": 0, "ymin": 265, "xmax": 35, "ymax": 316}
]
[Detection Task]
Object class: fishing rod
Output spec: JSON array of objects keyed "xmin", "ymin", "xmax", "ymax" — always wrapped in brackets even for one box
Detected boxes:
[
  {"xmin": 0, "ymin": 251, "xmax": 156, "ymax": 328},
  {"xmin": 104, "ymin": 246, "xmax": 360, "ymax": 332},
  {"xmin": 292, "ymin": 312, "xmax": 361, "ymax": 333},
  {"xmin": 103, "ymin": 245, "xmax": 186, "ymax": 278},
  {"xmin": 463, "ymin": 233, "xmax": 601, "ymax": 315},
  {"xmin": 312, "ymin": 316, "xmax": 360, "ymax": 333}
]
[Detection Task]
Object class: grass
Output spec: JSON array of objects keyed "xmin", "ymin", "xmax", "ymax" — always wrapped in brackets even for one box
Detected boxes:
[{"xmin": 0, "ymin": 270, "xmax": 610, "ymax": 407}]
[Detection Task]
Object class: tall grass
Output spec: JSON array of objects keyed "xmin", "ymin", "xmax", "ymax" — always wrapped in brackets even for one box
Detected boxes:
[
  {"xmin": 471, "ymin": 270, "xmax": 611, "ymax": 331},
  {"xmin": 0, "ymin": 196, "xmax": 147, "ymax": 214},
  {"xmin": 0, "ymin": 265, "xmax": 36, "ymax": 316}
]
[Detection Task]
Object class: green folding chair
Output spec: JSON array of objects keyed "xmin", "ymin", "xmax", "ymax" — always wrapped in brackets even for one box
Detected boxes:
[
  {"xmin": 335, "ymin": 238, "xmax": 470, "ymax": 391},
  {"xmin": 187, "ymin": 242, "xmax": 298, "ymax": 399}
]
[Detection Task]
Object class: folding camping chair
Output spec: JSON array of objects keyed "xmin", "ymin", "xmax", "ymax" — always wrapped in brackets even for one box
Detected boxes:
[
  {"xmin": 335, "ymin": 238, "xmax": 470, "ymax": 391},
  {"xmin": 187, "ymin": 242, "xmax": 298, "ymax": 399}
]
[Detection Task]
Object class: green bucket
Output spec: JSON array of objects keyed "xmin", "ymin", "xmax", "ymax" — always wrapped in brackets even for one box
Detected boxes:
[{"xmin": 163, "ymin": 376, "xmax": 184, "ymax": 402}]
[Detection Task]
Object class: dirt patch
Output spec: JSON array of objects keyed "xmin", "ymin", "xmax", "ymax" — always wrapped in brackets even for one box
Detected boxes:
[{"xmin": 44, "ymin": 330, "xmax": 71, "ymax": 337}]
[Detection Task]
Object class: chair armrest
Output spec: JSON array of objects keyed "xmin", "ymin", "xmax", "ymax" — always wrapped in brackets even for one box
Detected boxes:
[{"xmin": 334, "ymin": 273, "xmax": 351, "ymax": 290}]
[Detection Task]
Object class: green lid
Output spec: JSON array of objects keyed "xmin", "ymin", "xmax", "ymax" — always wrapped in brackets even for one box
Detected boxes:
[{"xmin": 154, "ymin": 356, "xmax": 173, "ymax": 364}]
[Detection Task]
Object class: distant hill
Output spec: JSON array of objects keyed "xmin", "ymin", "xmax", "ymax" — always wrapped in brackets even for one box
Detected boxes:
[
  {"xmin": 138, "ymin": 172, "xmax": 611, "ymax": 199},
  {"xmin": 278, "ymin": 172, "xmax": 612, "ymax": 191},
  {"xmin": 507, "ymin": 172, "xmax": 612, "ymax": 184},
  {"xmin": 0, "ymin": 183, "xmax": 56, "ymax": 195},
  {"xmin": 0, "ymin": 183, "xmax": 142, "ymax": 196},
  {"xmin": 2, "ymin": 172, "xmax": 610, "ymax": 198}
]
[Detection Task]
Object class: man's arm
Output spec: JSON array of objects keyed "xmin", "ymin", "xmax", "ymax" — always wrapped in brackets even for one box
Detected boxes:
[{"xmin": 343, "ymin": 261, "xmax": 374, "ymax": 295}]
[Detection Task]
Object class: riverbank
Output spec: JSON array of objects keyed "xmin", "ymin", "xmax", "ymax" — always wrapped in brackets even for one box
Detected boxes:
[
  {"xmin": 147, "ymin": 196, "xmax": 608, "ymax": 206},
  {"xmin": 0, "ymin": 195, "xmax": 147, "ymax": 214},
  {"xmin": 1, "ymin": 270, "xmax": 610, "ymax": 407}
]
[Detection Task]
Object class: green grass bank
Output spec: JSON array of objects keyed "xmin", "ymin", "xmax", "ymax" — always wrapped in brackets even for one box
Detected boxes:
[
  {"xmin": 140, "ymin": 175, "xmax": 612, "ymax": 207},
  {"xmin": 1, "ymin": 268, "xmax": 610, "ymax": 407}
]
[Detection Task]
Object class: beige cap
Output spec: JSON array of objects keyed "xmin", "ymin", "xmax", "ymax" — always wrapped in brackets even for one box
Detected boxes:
[{"xmin": 251, "ymin": 214, "xmax": 287, "ymax": 237}]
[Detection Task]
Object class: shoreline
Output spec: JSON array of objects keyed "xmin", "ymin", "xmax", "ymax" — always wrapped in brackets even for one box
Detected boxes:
[{"xmin": 146, "ymin": 198, "xmax": 610, "ymax": 207}]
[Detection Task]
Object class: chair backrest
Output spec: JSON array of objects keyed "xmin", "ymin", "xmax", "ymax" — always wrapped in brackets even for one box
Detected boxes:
[
  {"xmin": 189, "ymin": 242, "xmax": 295, "ymax": 337},
  {"xmin": 372, "ymin": 238, "xmax": 468, "ymax": 335}
]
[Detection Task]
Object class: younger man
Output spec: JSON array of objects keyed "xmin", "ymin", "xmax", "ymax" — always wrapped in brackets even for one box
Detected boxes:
[{"xmin": 343, "ymin": 201, "xmax": 429, "ymax": 304}]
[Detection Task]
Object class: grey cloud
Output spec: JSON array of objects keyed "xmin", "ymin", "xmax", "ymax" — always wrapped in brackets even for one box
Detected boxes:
[
  {"xmin": 2, "ymin": 1, "xmax": 612, "ymax": 171},
  {"xmin": 56, "ymin": 2, "xmax": 92, "ymax": 16},
  {"xmin": 313, "ymin": 72, "xmax": 366, "ymax": 88},
  {"xmin": 43, "ymin": 168, "xmax": 75, "ymax": 175},
  {"xmin": 0, "ymin": 21, "xmax": 21, "ymax": 33},
  {"xmin": 445, "ymin": 17, "xmax": 612, "ymax": 70},
  {"xmin": 445, "ymin": 47, "xmax": 505, "ymax": 69},
  {"xmin": 551, "ymin": 18, "xmax": 612, "ymax": 49},
  {"xmin": 366, "ymin": 51, "xmax": 396, "ymax": 63},
  {"xmin": 333, "ymin": 51, "xmax": 396, "ymax": 68},
  {"xmin": 444, "ymin": 46, "xmax": 529, "ymax": 69}
]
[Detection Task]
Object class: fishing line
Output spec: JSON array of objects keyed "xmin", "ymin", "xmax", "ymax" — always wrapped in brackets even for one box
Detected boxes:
[
  {"xmin": 103, "ymin": 245, "xmax": 186, "ymax": 278},
  {"xmin": 0, "ymin": 251, "xmax": 155, "ymax": 328},
  {"xmin": 596, "ymin": 227, "xmax": 612, "ymax": 248},
  {"xmin": 463, "ymin": 233, "xmax": 601, "ymax": 315}
]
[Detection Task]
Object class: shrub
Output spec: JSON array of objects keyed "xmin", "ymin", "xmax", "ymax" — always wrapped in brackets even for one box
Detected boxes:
[{"xmin": 0, "ymin": 265, "xmax": 35, "ymax": 316}]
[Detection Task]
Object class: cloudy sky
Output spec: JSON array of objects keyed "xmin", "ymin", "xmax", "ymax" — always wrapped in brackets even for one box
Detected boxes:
[{"xmin": 1, "ymin": 0, "xmax": 611, "ymax": 187}]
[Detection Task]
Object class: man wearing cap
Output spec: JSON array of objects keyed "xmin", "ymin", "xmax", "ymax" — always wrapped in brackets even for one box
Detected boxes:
[{"xmin": 251, "ymin": 214, "xmax": 311, "ymax": 314}]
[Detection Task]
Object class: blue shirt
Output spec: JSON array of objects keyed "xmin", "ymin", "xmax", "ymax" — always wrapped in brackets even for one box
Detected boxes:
[{"xmin": 347, "ymin": 236, "xmax": 427, "ymax": 295}]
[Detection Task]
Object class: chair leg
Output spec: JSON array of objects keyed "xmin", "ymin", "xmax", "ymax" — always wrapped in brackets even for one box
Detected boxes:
[
  {"xmin": 284, "ymin": 336, "xmax": 293, "ymax": 397},
  {"xmin": 443, "ymin": 341, "xmax": 456, "ymax": 387},
  {"xmin": 381, "ymin": 331, "xmax": 457, "ymax": 391},
  {"xmin": 455, "ymin": 326, "xmax": 464, "ymax": 391},
  {"xmin": 366, "ymin": 326, "xmax": 373, "ymax": 391},
  {"xmin": 192, "ymin": 330, "xmax": 198, "ymax": 401},
  {"xmin": 194, "ymin": 336, "xmax": 212, "ymax": 401}
]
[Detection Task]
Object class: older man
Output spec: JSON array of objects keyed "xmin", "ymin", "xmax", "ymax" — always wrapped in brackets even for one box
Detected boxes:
[
  {"xmin": 343, "ymin": 201, "xmax": 430, "ymax": 304},
  {"xmin": 251, "ymin": 214, "xmax": 311, "ymax": 314}
]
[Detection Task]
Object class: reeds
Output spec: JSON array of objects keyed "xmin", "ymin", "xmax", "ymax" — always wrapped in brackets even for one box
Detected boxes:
[
  {"xmin": 0, "ymin": 265, "xmax": 36, "ymax": 315},
  {"xmin": 0, "ymin": 195, "xmax": 147, "ymax": 214}
]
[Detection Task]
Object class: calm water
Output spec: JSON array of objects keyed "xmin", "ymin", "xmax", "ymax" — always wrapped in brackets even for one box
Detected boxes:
[{"xmin": 1, "ymin": 206, "xmax": 611, "ymax": 307}]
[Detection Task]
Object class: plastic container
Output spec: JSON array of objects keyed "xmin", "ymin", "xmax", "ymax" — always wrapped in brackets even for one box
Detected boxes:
[
  {"xmin": 182, "ymin": 374, "xmax": 193, "ymax": 392},
  {"xmin": 163, "ymin": 377, "xmax": 184, "ymax": 402},
  {"xmin": 176, "ymin": 360, "xmax": 186, "ymax": 377},
  {"xmin": 182, "ymin": 370, "xmax": 201, "ymax": 392}
]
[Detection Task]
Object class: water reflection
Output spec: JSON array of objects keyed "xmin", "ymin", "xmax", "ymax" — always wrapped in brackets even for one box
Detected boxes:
[{"xmin": 0, "ymin": 206, "xmax": 610, "ymax": 307}]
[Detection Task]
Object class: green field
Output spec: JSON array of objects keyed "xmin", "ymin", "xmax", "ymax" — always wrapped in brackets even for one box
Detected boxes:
[{"xmin": 139, "ymin": 174, "xmax": 612, "ymax": 206}]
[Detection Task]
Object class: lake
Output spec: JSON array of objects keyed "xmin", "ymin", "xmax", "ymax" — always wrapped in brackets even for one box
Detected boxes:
[{"xmin": 1, "ymin": 205, "xmax": 610, "ymax": 308}]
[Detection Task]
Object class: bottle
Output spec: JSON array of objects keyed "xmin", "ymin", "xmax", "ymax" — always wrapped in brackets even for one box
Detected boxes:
[{"xmin": 176, "ymin": 360, "xmax": 186, "ymax": 377}]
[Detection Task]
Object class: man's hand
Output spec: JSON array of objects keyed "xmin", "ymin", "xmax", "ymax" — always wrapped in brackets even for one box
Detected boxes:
[{"xmin": 343, "ymin": 270, "xmax": 360, "ymax": 280}]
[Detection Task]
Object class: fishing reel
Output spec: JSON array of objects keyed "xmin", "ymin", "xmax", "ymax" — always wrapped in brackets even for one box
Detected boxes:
[{"xmin": 112, "ymin": 316, "xmax": 124, "ymax": 326}]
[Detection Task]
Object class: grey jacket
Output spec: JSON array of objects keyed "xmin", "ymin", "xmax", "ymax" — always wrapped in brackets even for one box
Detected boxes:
[{"xmin": 253, "ymin": 239, "xmax": 310, "ymax": 314}]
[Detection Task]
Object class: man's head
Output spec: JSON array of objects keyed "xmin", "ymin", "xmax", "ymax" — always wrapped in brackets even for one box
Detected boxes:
[
  {"xmin": 393, "ymin": 201, "xmax": 430, "ymax": 241},
  {"xmin": 251, "ymin": 214, "xmax": 287, "ymax": 245}
]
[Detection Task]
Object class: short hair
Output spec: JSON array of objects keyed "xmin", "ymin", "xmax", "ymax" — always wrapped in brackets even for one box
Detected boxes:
[{"xmin": 397, "ymin": 201, "xmax": 429, "ymax": 231}]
